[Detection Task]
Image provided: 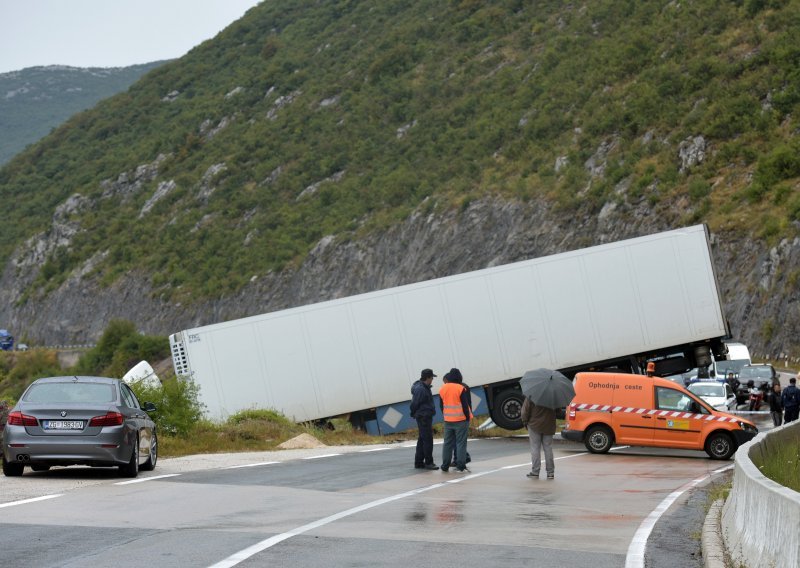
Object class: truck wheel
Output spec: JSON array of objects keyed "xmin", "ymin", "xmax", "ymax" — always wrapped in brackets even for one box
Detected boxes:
[
  {"xmin": 584, "ymin": 425, "xmax": 614, "ymax": 454},
  {"xmin": 705, "ymin": 432, "xmax": 735, "ymax": 460},
  {"xmin": 491, "ymin": 390, "xmax": 524, "ymax": 430}
]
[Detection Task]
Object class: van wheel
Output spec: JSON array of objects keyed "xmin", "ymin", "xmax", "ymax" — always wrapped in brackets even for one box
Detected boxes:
[
  {"xmin": 584, "ymin": 425, "xmax": 614, "ymax": 454},
  {"xmin": 705, "ymin": 432, "xmax": 735, "ymax": 460},
  {"xmin": 491, "ymin": 390, "xmax": 524, "ymax": 430}
]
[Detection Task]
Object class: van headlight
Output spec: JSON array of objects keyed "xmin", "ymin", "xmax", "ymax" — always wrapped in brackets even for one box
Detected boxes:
[{"xmin": 738, "ymin": 421, "xmax": 757, "ymax": 434}]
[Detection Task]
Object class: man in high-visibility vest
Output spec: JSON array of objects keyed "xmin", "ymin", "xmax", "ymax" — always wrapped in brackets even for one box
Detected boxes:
[{"xmin": 439, "ymin": 368, "xmax": 473, "ymax": 472}]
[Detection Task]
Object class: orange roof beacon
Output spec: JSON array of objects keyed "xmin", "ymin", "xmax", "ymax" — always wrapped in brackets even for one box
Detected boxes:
[{"xmin": 561, "ymin": 372, "xmax": 758, "ymax": 460}]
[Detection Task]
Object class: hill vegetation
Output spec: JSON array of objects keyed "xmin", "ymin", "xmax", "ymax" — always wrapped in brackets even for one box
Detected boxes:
[
  {"xmin": 0, "ymin": 62, "xmax": 167, "ymax": 165},
  {"xmin": 0, "ymin": 0, "xmax": 798, "ymax": 345}
]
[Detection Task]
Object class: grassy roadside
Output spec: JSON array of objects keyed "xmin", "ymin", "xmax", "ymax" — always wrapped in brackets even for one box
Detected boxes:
[
  {"xmin": 754, "ymin": 442, "xmax": 800, "ymax": 492},
  {"xmin": 158, "ymin": 413, "xmax": 526, "ymax": 458}
]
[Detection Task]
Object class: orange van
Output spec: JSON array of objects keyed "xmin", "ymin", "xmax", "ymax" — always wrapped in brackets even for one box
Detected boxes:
[{"xmin": 561, "ymin": 372, "xmax": 758, "ymax": 459}]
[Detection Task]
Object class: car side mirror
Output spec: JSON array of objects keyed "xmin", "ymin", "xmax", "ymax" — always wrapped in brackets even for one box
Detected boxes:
[{"xmin": 142, "ymin": 402, "xmax": 157, "ymax": 413}]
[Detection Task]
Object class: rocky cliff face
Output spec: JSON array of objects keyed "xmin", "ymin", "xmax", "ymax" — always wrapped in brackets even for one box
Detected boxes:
[{"xmin": 1, "ymin": 195, "xmax": 798, "ymax": 361}]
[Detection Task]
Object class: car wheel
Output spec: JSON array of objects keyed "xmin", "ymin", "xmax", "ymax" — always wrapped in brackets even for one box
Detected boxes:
[
  {"xmin": 491, "ymin": 389, "xmax": 524, "ymax": 430},
  {"xmin": 705, "ymin": 432, "xmax": 735, "ymax": 460},
  {"xmin": 141, "ymin": 433, "xmax": 158, "ymax": 472},
  {"xmin": 2, "ymin": 456, "xmax": 24, "ymax": 477},
  {"xmin": 584, "ymin": 425, "xmax": 614, "ymax": 454},
  {"xmin": 119, "ymin": 437, "xmax": 139, "ymax": 478}
]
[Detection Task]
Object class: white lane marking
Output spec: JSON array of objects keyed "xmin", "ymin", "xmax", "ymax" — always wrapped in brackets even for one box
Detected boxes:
[
  {"xmin": 115, "ymin": 474, "xmax": 182, "ymax": 485},
  {"xmin": 302, "ymin": 454, "xmax": 341, "ymax": 460},
  {"xmin": 360, "ymin": 448, "xmax": 391, "ymax": 452},
  {"xmin": 224, "ymin": 461, "xmax": 280, "ymax": 470},
  {"xmin": 208, "ymin": 452, "xmax": 589, "ymax": 568},
  {"xmin": 624, "ymin": 463, "xmax": 734, "ymax": 568},
  {"xmin": 0, "ymin": 494, "xmax": 63, "ymax": 508}
]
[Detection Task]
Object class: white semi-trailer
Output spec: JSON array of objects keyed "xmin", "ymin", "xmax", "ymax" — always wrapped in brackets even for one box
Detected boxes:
[{"xmin": 169, "ymin": 224, "xmax": 731, "ymax": 434}]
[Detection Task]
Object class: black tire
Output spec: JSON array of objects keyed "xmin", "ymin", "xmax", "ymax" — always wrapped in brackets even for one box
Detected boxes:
[
  {"xmin": 584, "ymin": 425, "xmax": 614, "ymax": 454},
  {"xmin": 119, "ymin": 438, "xmax": 139, "ymax": 478},
  {"xmin": 491, "ymin": 389, "xmax": 525, "ymax": 430},
  {"xmin": 705, "ymin": 432, "xmax": 735, "ymax": 460},
  {"xmin": 141, "ymin": 433, "xmax": 158, "ymax": 472},
  {"xmin": 2, "ymin": 456, "xmax": 24, "ymax": 477},
  {"xmin": 31, "ymin": 465, "xmax": 51, "ymax": 472}
]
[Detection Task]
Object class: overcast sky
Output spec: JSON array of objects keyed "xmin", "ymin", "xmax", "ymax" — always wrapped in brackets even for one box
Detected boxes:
[{"xmin": 0, "ymin": 0, "xmax": 263, "ymax": 74}]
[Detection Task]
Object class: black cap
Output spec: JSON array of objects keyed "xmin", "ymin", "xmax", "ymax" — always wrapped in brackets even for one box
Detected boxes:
[{"xmin": 421, "ymin": 368, "xmax": 436, "ymax": 379}]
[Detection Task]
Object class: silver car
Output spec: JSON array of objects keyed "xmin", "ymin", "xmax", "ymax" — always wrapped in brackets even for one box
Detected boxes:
[{"xmin": 2, "ymin": 376, "xmax": 157, "ymax": 478}]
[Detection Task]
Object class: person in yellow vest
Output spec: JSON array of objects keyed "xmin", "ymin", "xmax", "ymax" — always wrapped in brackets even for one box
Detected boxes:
[{"xmin": 439, "ymin": 368, "xmax": 473, "ymax": 472}]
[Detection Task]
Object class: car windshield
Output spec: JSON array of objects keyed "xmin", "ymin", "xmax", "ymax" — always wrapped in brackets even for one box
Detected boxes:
[
  {"xmin": 715, "ymin": 359, "xmax": 749, "ymax": 375},
  {"xmin": 23, "ymin": 382, "xmax": 117, "ymax": 404},
  {"xmin": 689, "ymin": 384, "xmax": 724, "ymax": 397},
  {"xmin": 739, "ymin": 366, "xmax": 772, "ymax": 380}
]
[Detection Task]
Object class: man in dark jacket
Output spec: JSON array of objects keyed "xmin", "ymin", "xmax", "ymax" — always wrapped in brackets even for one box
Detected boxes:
[
  {"xmin": 521, "ymin": 395, "xmax": 557, "ymax": 479},
  {"xmin": 410, "ymin": 368, "xmax": 439, "ymax": 470},
  {"xmin": 782, "ymin": 377, "xmax": 800, "ymax": 423}
]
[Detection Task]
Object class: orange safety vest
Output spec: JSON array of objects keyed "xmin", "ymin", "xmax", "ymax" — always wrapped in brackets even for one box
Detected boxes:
[{"xmin": 439, "ymin": 383, "xmax": 472, "ymax": 422}]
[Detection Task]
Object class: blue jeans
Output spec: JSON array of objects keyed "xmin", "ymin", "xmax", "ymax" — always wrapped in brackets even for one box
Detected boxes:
[{"xmin": 442, "ymin": 420, "xmax": 469, "ymax": 469}]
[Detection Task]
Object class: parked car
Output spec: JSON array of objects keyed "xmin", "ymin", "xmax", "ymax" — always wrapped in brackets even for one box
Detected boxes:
[
  {"xmin": 688, "ymin": 381, "xmax": 738, "ymax": 411},
  {"xmin": 2, "ymin": 376, "xmax": 157, "ymax": 478},
  {"xmin": 735, "ymin": 364, "xmax": 780, "ymax": 404}
]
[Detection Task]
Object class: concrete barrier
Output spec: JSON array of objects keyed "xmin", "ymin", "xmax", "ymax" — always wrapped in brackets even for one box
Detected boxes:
[{"xmin": 721, "ymin": 422, "xmax": 800, "ymax": 568}]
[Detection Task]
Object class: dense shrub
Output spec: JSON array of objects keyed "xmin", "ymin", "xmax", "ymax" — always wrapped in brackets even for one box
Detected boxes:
[
  {"xmin": 129, "ymin": 376, "xmax": 205, "ymax": 437},
  {"xmin": 74, "ymin": 319, "xmax": 169, "ymax": 377}
]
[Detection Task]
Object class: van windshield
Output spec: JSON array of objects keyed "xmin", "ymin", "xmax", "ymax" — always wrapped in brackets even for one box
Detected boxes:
[{"xmin": 655, "ymin": 387, "xmax": 711, "ymax": 414}]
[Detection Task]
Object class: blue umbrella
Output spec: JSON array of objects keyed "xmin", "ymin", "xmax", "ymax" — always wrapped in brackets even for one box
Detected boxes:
[{"xmin": 519, "ymin": 368, "xmax": 575, "ymax": 409}]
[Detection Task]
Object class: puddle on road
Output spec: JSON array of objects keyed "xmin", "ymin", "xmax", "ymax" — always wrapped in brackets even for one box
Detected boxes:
[
  {"xmin": 517, "ymin": 494, "xmax": 557, "ymax": 524},
  {"xmin": 404, "ymin": 500, "xmax": 465, "ymax": 524}
]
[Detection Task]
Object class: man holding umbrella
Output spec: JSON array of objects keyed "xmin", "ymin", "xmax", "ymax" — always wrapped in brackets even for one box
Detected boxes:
[{"xmin": 520, "ymin": 368, "xmax": 575, "ymax": 480}]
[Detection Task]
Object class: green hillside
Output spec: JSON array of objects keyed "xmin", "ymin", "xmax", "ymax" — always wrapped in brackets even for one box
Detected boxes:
[
  {"xmin": 0, "ymin": 62, "xmax": 167, "ymax": 165},
  {"xmin": 1, "ymin": 0, "xmax": 799, "ymax": 304}
]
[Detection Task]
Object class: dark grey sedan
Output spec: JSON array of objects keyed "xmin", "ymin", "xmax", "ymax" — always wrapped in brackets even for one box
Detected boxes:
[{"xmin": 2, "ymin": 376, "xmax": 157, "ymax": 478}]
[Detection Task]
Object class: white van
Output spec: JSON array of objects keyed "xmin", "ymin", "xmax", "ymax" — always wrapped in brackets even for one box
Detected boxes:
[{"xmin": 712, "ymin": 342, "xmax": 751, "ymax": 378}]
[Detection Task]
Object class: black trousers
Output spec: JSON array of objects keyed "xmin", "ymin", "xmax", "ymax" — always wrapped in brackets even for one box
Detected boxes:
[{"xmin": 414, "ymin": 415, "xmax": 434, "ymax": 465}]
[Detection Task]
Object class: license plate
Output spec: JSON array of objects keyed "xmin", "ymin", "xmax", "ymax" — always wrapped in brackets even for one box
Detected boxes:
[{"xmin": 42, "ymin": 420, "xmax": 84, "ymax": 430}]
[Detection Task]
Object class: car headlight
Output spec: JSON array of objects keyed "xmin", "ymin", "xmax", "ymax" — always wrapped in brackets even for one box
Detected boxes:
[{"xmin": 738, "ymin": 421, "xmax": 758, "ymax": 434}]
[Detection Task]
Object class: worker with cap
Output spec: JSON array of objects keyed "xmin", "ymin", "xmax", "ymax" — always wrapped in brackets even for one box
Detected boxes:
[{"xmin": 410, "ymin": 368, "xmax": 439, "ymax": 470}]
